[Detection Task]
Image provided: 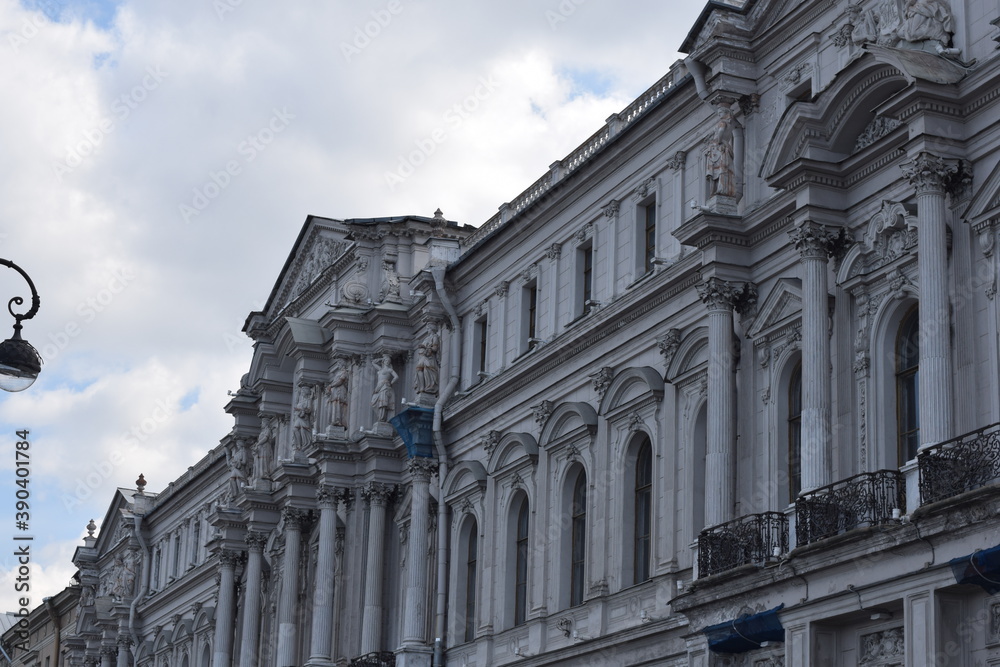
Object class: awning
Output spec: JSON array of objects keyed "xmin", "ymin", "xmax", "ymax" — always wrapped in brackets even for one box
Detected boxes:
[
  {"xmin": 950, "ymin": 543, "xmax": 1000, "ymax": 594},
  {"xmin": 702, "ymin": 604, "xmax": 785, "ymax": 654}
]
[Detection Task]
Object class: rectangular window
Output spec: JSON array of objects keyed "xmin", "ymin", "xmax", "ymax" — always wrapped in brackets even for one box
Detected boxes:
[
  {"xmin": 576, "ymin": 243, "xmax": 594, "ymax": 317},
  {"xmin": 521, "ymin": 280, "xmax": 538, "ymax": 352},
  {"xmin": 474, "ymin": 316, "xmax": 488, "ymax": 381},
  {"xmin": 465, "ymin": 530, "xmax": 478, "ymax": 643},
  {"xmin": 643, "ymin": 200, "xmax": 656, "ymax": 274},
  {"xmin": 173, "ymin": 534, "xmax": 182, "ymax": 577}
]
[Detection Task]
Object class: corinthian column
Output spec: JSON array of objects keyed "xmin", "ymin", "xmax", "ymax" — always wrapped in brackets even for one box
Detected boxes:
[
  {"xmin": 240, "ymin": 530, "xmax": 268, "ymax": 667},
  {"xmin": 211, "ymin": 550, "xmax": 239, "ymax": 667},
  {"xmin": 697, "ymin": 277, "xmax": 754, "ymax": 527},
  {"xmin": 401, "ymin": 459, "xmax": 436, "ymax": 646},
  {"xmin": 276, "ymin": 508, "xmax": 306, "ymax": 667},
  {"xmin": 308, "ymin": 486, "xmax": 339, "ymax": 666},
  {"xmin": 902, "ymin": 153, "xmax": 956, "ymax": 449},
  {"xmin": 789, "ymin": 223, "xmax": 846, "ymax": 492},
  {"xmin": 115, "ymin": 636, "xmax": 131, "ymax": 667},
  {"xmin": 360, "ymin": 482, "xmax": 395, "ymax": 654}
]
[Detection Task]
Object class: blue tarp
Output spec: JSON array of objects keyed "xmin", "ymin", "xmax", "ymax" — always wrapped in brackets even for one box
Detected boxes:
[
  {"xmin": 389, "ymin": 406, "xmax": 436, "ymax": 458},
  {"xmin": 950, "ymin": 543, "xmax": 1000, "ymax": 594},
  {"xmin": 703, "ymin": 604, "xmax": 785, "ymax": 654}
]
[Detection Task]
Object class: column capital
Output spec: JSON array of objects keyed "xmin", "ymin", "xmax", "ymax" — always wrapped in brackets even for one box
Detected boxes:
[
  {"xmin": 406, "ymin": 456, "xmax": 437, "ymax": 481},
  {"xmin": 901, "ymin": 152, "xmax": 958, "ymax": 195},
  {"xmin": 316, "ymin": 484, "xmax": 339, "ymax": 509},
  {"xmin": 100, "ymin": 647, "xmax": 117, "ymax": 657},
  {"xmin": 788, "ymin": 222, "xmax": 853, "ymax": 261},
  {"xmin": 281, "ymin": 506, "xmax": 307, "ymax": 528},
  {"xmin": 361, "ymin": 482, "xmax": 396, "ymax": 507},
  {"xmin": 116, "ymin": 635, "xmax": 133, "ymax": 648},
  {"xmin": 217, "ymin": 549, "xmax": 240, "ymax": 569},
  {"xmin": 245, "ymin": 530, "xmax": 268, "ymax": 552},
  {"xmin": 697, "ymin": 277, "xmax": 757, "ymax": 315}
]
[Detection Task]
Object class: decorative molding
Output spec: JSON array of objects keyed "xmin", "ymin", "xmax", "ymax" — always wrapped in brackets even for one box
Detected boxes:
[
  {"xmin": 667, "ymin": 150, "xmax": 687, "ymax": 171},
  {"xmin": 602, "ymin": 199, "xmax": 621, "ymax": 218},
  {"xmin": 532, "ymin": 400, "xmax": 554, "ymax": 427},
  {"xmin": 494, "ymin": 281, "xmax": 509, "ymax": 298},
  {"xmin": 657, "ymin": 328, "xmax": 682, "ymax": 371},
  {"xmin": 855, "ymin": 115, "xmax": 903, "ymax": 153},
  {"xmin": 482, "ymin": 430, "xmax": 502, "ymax": 457},
  {"xmin": 546, "ymin": 243, "xmax": 562, "ymax": 261},
  {"xmin": 589, "ymin": 366, "xmax": 614, "ymax": 399},
  {"xmin": 859, "ymin": 626, "xmax": 904, "ymax": 664}
]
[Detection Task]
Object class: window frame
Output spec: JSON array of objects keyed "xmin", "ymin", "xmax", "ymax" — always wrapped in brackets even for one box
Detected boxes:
[{"xmin": 895, "ymin": 306, "xmax": 920, "ymax": 464}]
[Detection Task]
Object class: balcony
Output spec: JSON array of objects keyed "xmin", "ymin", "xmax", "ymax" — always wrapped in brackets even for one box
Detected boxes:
[
  {"xmin": 698, "ymin": 512, "xmax": 788, "ymax": 578},
  {"xmin": 349, "ymin": 652, "xmax": 395, "ymax": 667},
  {"xmin": 919, "ymin": 422, "xmax": 1000, "ymax": 505},
  {"xmin": 795, "ymin": 470, "xmax": 904, "ymax": 546}
]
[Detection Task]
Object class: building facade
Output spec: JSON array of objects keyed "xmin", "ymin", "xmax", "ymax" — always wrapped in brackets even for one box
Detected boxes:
[{"xmin": 54, "ymin": 0, "xmax": 1000, "ymax": 665}]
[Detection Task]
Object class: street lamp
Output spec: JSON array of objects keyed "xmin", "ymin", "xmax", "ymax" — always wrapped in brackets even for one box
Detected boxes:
[{"xmin": 0, "ymin": 259, "xmax": 41, "ymax": 392}]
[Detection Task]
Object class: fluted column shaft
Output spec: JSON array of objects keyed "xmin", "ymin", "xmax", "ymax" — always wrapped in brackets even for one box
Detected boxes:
[
  {"xmin": 100, "ymin": 648, "xmax": 114, "ymax": 667},
  {"xmin": 360, "ymin": 483, "xmax": 394, "ymax": 654},
  {"xmin": 277, "ymin": 508, "xmax": 305, "ymax": 667},
  {"xmin": 309, "ymin": 487, "xmax": 339, "ymax": 664},
  {"xmin": 211, "ymin": 550, "xmax": 238, "ymax": 667},
  {"xmin": 790, "ymin": 223, "xmax": 839, "ymax": 492},
  {"xmin": 115, "ymin": 636, "xmax": 131, "ymax": 667},
  {"xmin": 401, "ymin": 459, "xmax": 435, "ymax": 646},
  {"xmin": 904, "ymin": 153, "xmax": 955, "ymax": 449},
  {"xmin": 698, "ymin": 277, "xmax": 748, "ymax": 527},
  {"xmin": 240, "ymin": 531, "xmax": 268, "ymax": 667}
]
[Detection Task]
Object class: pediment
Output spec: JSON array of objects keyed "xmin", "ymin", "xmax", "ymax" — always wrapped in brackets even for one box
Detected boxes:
[
  {"xmin": 747, "ymin": 278, "xmax": 802, "ymax": 340},
  {"xmin": 267, "ymin": 218, "xmax": 350, "ymax": 318},
  {"xmin": 964, "ymin": 157, "xmax": 1000, "ymax": 229}
]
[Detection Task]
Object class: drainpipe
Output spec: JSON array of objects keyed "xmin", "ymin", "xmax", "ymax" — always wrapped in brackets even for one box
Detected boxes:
[
  {"xmin": 431, "ymin": 265, "xmax": 460, "ymax": 667},
  {"xmin": 683, "ymin": 57, "xmax": 710, "ymax": 100},
  {"xmin": 129, "ymin": 506, "xmax": 150, "ymax": 667}
]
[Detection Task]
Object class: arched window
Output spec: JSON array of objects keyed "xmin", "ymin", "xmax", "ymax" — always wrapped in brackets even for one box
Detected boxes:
[
  {"xmin": 570, "ymin": 470, "xmax": 587, "ymax": 606},
  {"xmin": 634, "ymin": 438, "xmax": 652, "ymax": 584},
  {"xmin": 464, "ymin": 521, "xmax": 478, "ymax": 643},
  {"xmin": 788, "ymin": 362, "xmax": 802, "ymax": 501},
  {"xmin": 896, "ymin": 307, "xmax": 920, "ymax": 463},
  {"xmin": 514, "ymin": 498, "xmax": 530, "ymax": 626}
]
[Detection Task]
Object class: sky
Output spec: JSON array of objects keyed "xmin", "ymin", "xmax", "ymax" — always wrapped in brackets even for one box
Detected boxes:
[{"xmin": 0, "ymin": 0, "xmax": 707, "ymax": 611}]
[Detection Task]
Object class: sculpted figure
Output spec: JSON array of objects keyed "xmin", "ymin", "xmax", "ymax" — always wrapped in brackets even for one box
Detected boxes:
[
  {"xmin": 224, "ymin": 438, "xmax": 249, "ymax": 501},
  {"xmin": 414, "ymin": 325, "xmax": 441, "ymax": 397},
  {"xmin": 252, "ymin": 416, "xmax": 275, "ymax": 483},
  {"xmin": 704, "ymin": 105, "xmax": 738, "ymax": 198},
  {"xmin": 371, "ymin": 353, "xmax": 398, "ymax": 423},
  {"xmin": 897, "ymin": 0, "xmax": 954, "ymax": 46},
  {"xmin": 326, "ymin": 360, "xmax": 350, "ymax": 429},
  {"xmin": 380, "ymin": 259, "xmax": 400, "ymax": 302},
  {"xmin": 292, "ymin": 385, "xmax": 314, "ymax": 453}
]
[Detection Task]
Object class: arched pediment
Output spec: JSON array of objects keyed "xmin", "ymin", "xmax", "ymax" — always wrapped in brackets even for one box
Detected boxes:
[
  {"xmin": 761, "ymin": 61, "xmax": 907, "ymax": 180},
  {"xmin": 539, "ymin": 402, "xmax": 598, "ymax": 446},
  {"xmin": 487, "ymin": 432, "xmax": 538, "ymax": 474},
  {"xmin": 598, "ymin": 367, "xmax": 664, "ymax": 415},
  {"xmin": 193, "ymin": 606, "xmax": 214, "ymax": 631},
  {"xmin": 444, "ymin": 460, "xmax": 488, "ymax": 496},
  {"xmin": 668, "ymin": 327, "xmax": 709, "ymax": 381},
  {"xmin": 171, "ymin": 620, "xmax": 191, "ymax": 643}
]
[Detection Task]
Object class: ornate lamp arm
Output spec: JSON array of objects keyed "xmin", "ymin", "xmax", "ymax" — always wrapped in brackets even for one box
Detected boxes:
[{"xmin": 0, "ymin": 258, "xmax": 40, "ymax": 334}]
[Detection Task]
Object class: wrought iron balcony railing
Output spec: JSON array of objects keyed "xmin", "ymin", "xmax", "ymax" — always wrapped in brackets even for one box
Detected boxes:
[
  {"xmin": 795, "ymin": 470, "xmax": 904, "ymax": 546},
  {"xmin": 349, "ymin": 652, "xmax": 396, "ymax": 667},
  {"xmin": 698, "ymin": 511, "xmax": 789, "ymax": 578},
  {"xmin": 919, "ymin": 422, "xmax": 1000, "ymax": 505}
]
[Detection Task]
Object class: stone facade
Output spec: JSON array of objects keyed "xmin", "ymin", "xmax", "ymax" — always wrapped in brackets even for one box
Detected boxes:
[{"xmin": 47, "ymin": 0, "xmax": 1000, "ymax": 665}]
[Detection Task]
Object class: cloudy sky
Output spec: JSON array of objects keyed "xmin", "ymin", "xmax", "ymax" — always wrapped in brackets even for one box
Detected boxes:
[{"xmin": 0, "ymin": 0, "xmax": 705, "ymax": 610}]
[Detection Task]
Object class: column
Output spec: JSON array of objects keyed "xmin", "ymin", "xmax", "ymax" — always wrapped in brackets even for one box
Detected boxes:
[
  {"xmin": 308, "ymin": 486, "xmax": 339, "ymax": 665},
  {"xmin": 360, "ymin": 482, "xmax": 395, "ymax": 655},
  {"xmin": 603, "ymin": 200, "xmax": 620, "ymax": 300},
  {"xmin": 276, "ymin": 508, "xmax": 305, "ymax": 667},
  {"xmin": 332, "ymin": 525, "xmax": 347, "ymax": 663},
  {"xmin": 211, "ymin": 550, "xmax": 239, "ymax": 667},
  {"xmin": 401, "ymin": 459, "xmax": 436, "ymax": 646},
  {"xmin": 115, "ymin": 630, "xmax": 131, "ymax": 667},
  {"xmin": 239, "ymin": 530, "xmax": 268, "ymax": 667},
  {"xmin": 902, "ymin": 153, "xmax": 956, "ymax": 448},
  {"xmin": 546, "ymin": 244, "xmax": 561, "ymax": 337},
  {"xmin": 789, "ymin": 222, "xmax": 838, "ymax": 492},
  {"xmin": 697, "ymin": 277, "xmax": 749, "ymax": 527},
  {"xmin": 100, "ymin": 647, "xmax": 115, "ymax": 667},
  {"xmin": 494, "ymin": 282, "xmax": 508, "ymax": 370}
]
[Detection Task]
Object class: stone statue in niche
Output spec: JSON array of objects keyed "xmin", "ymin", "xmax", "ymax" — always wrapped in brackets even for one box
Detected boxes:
[
  {"xmin": 107, "ymin": 551, "xmax": 138, "ymax": 601},
  {"xmin": 223, "ymin": 438, "xmax": 249, "ymax": 503},
  {"xmin": 291, "ymin": 385, "xmax": 314, "ymax": 454},
  {"xmin": 325, "ymin": 359, "xmax": 350, "ymax": 431},
  {"xmin": 379, "ymin": 259, "xmax": 401, "ymax": 303},
  {"xmin": 897, "ymin": 0, "xmax": 955, "ymax": 50},
  {"xmin": 371, "ymin": 353, "xmax": 398, "ymax": 423},
  {"xmin": 414, "ymin": 324, "xmax": 441, "ymax": 401},
  {"xmin": 252, "ymin": 416, "xmax": 276, "ymax": 484},
  {"xmin": 704, "ymin": 103, "xmax": 741, "ymax": 210}
]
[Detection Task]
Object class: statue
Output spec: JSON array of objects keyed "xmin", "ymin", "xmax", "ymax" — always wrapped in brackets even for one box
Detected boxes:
[
  {"xmin": 109, "ymin": 551, "xmax": 137, "ymax": 601},
  {"xmin": 371, "ymin": 353, "xmax": 398, "ymax": 423},
  {"xmin": 252, "ymin": 416, "xmax": 275, "ymax": 484},
  {"xmin": 379, "ymin": 259, "xmax": 401, "ymax": 303},
  {"xmin": 414, "ymin": 325, "xmax": 441, "ymax": 398},
  {"xmin": 292, "ymin": 385, "xmax": 314, "ymax": 453},
  {"xmin": 704, "ymin": 104, "xmax": 738, "ymax": 199},
  {"xmin": 224, "ymin": 438, "xmax": 249, "ymax": 502},
  {"xmin": 326, "ymin": 360, "xmax": 350, "ymax": 430},
  {"xmin": 897, "ymin": 0, "xmax": 954, "ymax": 49}
]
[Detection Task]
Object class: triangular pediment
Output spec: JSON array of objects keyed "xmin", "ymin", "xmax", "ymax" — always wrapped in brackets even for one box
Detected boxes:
[
  {"xmin": 964, "ymin": 157, "xmax": 1000, "ymax": 228},
  {"xmin": 747, "ymin": 277, "xmax": 802, "ymax": 340},
  {"xmin": 264, "ymin": 217, "xmax": 351, "ymax": 320}
]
